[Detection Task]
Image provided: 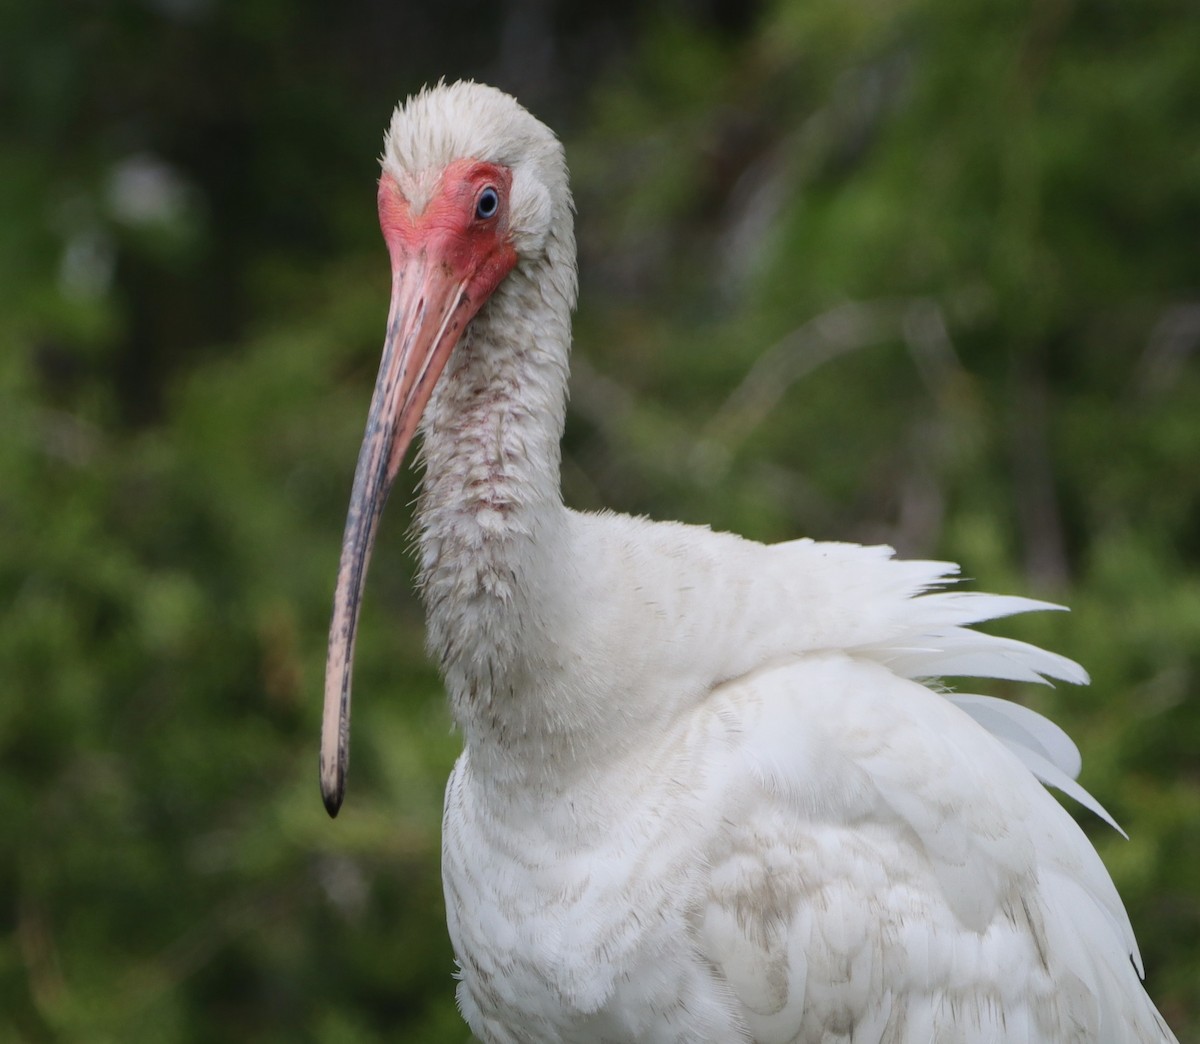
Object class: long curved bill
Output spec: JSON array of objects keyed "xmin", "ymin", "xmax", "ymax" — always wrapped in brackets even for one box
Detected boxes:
[{"xmin": 320, "ymin": 249, "xmax": 475, "ymax": 817}]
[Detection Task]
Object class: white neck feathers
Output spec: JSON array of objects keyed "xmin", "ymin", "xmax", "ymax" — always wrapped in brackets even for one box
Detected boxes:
[{"xmin": 414, "ymin": 246, "xmax": 576, "ymax": 752}]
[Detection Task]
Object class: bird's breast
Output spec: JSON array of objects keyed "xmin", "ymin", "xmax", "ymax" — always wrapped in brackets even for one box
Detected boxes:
[{"xmin": 439, "ymin": 705, "xmax": 755, "ymax": 1043}]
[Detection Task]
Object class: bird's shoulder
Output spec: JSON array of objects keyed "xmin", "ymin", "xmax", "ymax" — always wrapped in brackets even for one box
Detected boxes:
[{"xmin": 562, "ymin": 509, "xmax": 1081, "ymax": 701}]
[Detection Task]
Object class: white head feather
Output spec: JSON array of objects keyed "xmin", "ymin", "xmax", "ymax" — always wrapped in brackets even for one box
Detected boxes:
[{"xmin": 381, "ymin": 80, "xmax": 573, "ymax": 265}]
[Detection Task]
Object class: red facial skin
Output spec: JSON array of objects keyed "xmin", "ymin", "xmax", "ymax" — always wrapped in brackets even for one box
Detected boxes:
[
  {"xmin": 373, "ymin": 161, "xmax": 518, "ymax": 486},
  {"xmin": 378, "ymin": 159, "xmax": 517, "ymax": 317},
  {"xmin": 320, "ymin": 160, "xmax": 519, "ymax": 816}
]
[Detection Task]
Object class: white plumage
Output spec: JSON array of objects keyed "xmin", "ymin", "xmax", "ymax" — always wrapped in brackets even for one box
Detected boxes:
[{"xmin": 320, "ymin": 81, "xmax": 1176, "ymax": 1043}]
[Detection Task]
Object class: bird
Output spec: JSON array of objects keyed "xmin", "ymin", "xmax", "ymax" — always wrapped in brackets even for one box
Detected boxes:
[{"xmin": 319, "ymin": 81, "xmax": 1177, "ymax": 1043}]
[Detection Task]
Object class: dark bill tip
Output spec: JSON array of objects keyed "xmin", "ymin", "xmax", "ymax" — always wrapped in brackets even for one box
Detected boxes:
[{"xmin": 321, "ymin": 774, "xmax": 344, "ymax": 818}]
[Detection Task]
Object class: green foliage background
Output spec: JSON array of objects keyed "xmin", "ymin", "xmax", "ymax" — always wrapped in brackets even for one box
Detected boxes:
[{"xmin": 2, "ymin": 1, "xmax": 1197, "ymax": 1040}]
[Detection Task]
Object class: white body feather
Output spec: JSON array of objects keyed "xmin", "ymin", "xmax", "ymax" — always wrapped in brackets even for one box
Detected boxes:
[{"xmin": 378, "ymin": 83, "xmax": 1176, "ymax": 1043}]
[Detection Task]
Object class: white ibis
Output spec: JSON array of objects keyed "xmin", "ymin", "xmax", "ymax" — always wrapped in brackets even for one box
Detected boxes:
[{"xmin": 320, "ymin": 81, "xmax": 1177, "ymax": 1043}]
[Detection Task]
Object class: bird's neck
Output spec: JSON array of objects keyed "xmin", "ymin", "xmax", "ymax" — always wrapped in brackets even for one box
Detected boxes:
[{"xmin": 414, "ymin": 256, "xmax": 579, "ymax": 781}]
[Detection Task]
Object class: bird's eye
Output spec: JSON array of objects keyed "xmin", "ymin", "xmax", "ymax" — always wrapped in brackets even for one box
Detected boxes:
[{"xmin": 475, "ymin": 186, "xmax": 499, "ymax": 220}]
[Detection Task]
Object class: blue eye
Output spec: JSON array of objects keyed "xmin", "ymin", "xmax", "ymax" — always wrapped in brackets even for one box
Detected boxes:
[{"xmin": 475, "ymin": 186, "xmax": 499, "ymax": 220}]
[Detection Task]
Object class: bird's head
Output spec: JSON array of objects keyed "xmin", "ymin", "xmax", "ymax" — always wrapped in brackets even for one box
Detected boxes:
[
  {"xmin": 320, "ymin": 82, "xmax": 573, "ymax": 816},
  {"xmin": 380, "ymin": 79, "xmax": 572, "ymax": 266}
]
